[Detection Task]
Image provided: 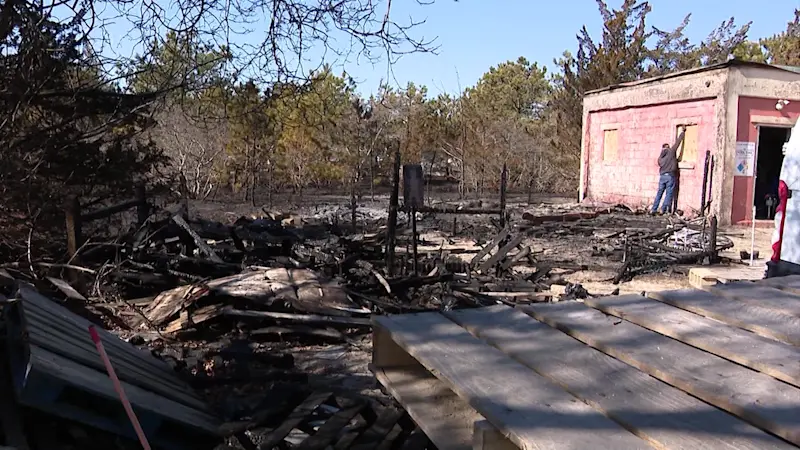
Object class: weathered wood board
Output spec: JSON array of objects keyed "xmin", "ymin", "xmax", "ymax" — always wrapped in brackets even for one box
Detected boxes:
[
  {"xmin": 710, "ymin": 283, "xmax": 800, "ymax": 317},
  {"xmin": 524, "ymin": 301, "xmax": 800, "ymax": 446},
  {"xmin": 373, "ymin": 314, "xmax": 652, "ymax": 450},
  {"xmin": 447, "ymin": 305, "xmax": 794, "ymax": 450},
  {"xmin": 371, "ymin": 279, "xmax": 800, "ymax": 449},
  {"xmin": 581, "ymin": 293, "xmax": 800, "ymax": 388},
  {"xmin": 649, "ymin": 288, "xmax": 800, "ymax": 346}
]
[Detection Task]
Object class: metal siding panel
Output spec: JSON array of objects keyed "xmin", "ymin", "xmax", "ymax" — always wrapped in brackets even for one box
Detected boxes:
[{"xmin": 9, "ymin": 286, "xmax": 220, "ymax": 443}]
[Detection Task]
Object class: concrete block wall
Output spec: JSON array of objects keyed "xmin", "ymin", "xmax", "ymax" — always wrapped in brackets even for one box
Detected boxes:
[{"xmin": 585, "ymin": 99, "xmax": 717, "ymax": 212}]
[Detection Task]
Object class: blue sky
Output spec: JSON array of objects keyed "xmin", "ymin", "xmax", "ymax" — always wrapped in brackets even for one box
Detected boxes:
[
  {"xmin": 101, "ymin": 0, "xmax": 799, "ymax": 95},
  {"xmin": 348, "ymin": 0, "xmax": 799, "ymax": 96}
]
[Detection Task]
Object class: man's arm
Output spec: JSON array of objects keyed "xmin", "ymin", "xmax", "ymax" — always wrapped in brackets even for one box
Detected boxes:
[{"xmin": 672, "ymin": 127, "xmax": 687, "ymax": 160}]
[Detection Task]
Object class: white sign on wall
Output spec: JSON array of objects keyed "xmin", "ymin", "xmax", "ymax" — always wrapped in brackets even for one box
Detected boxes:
[{"xmin": 734, "ymin": 141, "xmax": 756, "ymax": 176}]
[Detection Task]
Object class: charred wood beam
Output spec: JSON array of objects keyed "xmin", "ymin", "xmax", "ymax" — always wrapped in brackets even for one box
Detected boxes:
[
  {"xmin": 500, "ymin": 246, "xmax": 531, "ymax": 271},
  {"xmin": 171, "ymin": 214, "xmax": 224, "ymax": 264},
  {"xmin": 500, "ymin": 163, "xmax": 508, "ymax": 228},
  {"xmin": 386, "ymin": 273, "xmax": 454, "ymax": 290},
  {"xmin": 470, "ymin": 228, "xmax": 510, "ymax": 269},
  {"xmin": 81, "ymin": 198, "xmax": 142, "ymax": 222},
  {"xmin": 401, "ymin": 205, "xmax": 503, "ymax": 215},
  {"xmin": 223, "ymin": 307, "xmax": 371, "ymax": 327},
  {"xmin": 477, "ymin": 234, "xmax": 524, "ymax": 273},
  {"xmin": 386, "ymin": 150, "xmax": 401, "ymax": 277}
]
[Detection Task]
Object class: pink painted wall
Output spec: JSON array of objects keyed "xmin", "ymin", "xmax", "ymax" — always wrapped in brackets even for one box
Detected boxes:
[
  {"xmin": 585, "ymin": 99, "xmax": 716, "ymax": 212},
  {"xmin": 731, "ymin": 96, "xmax": 800, "ymax": 223}
]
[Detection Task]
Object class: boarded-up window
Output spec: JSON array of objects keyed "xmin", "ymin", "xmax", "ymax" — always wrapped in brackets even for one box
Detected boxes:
[
  {"xmin": 603, "ymin": 129, "xmax": 618, "ymax": 161},
  {"xmin": 677, "ymin": 124, "xmax": 699, "ymax": 164}
]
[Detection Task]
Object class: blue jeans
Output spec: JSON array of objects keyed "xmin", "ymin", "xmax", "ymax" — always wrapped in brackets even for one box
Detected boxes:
[{"xmin": 652, "ymin": 173, "xmax": 676, "ymax": 213}]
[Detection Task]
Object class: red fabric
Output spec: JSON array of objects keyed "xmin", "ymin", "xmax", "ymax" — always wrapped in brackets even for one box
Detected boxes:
[{"xmin": 772, "ymin": 180, "xmax": 789, "ymax": 262}]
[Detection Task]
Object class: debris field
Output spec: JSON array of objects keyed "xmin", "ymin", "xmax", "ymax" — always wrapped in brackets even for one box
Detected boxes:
[{"xmin": 0, "ymin": 192, "xmax": 739, "ymax": 450}]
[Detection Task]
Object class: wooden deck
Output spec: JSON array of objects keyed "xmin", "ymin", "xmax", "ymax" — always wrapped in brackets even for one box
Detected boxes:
[{"xmin": 372, "ymin": 274, "xmax": 800, "ymax": 450}]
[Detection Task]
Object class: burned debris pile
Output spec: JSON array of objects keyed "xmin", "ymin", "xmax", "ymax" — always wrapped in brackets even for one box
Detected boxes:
[{"xmin": 0, "ymin": 190, "xmax": 738, "ymax": 449}]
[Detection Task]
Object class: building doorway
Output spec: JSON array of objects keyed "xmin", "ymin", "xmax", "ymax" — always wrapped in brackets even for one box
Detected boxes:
[{"xmin": 755, "ymin": 126, "xmax": 792, "ymax": 220}]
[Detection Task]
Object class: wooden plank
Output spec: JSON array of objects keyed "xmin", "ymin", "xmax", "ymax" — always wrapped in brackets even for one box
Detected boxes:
[
  {"xmin": 477, "ymin": 234, "xmax": 524, "ymax": 273},
  {"xmin": 374, "ymin": 313, "xmax": 652, "ymax": 450},
  {"xmin": 164, "ymin": 304, "xmax": 225, "ymax": 333},
  {"xmin": 472, "ymin": 420, "xmax": 517, "ymax": 450},
  {"xmin": 333, "ymin": 423, "xmax": 366, "ymax": 450},
  {"xmin": 296, "ymin": 402, "xmax": 366, "ymax": 450},
  {"xmin": 375, "ymin": 423, "xmax": 404, "ymax": 450},
  {"xmin": 447, "ymin": 305, "xmax": 794, "ymax": 450},
  {"xmin": 707, "ymin": 283, "xmax": 800, "ymax": 317},
  {"xmin": 757, "ymin": 275, "xmax": 800, "ymax": 294},
  {"xmin": 223, "ymin": 308, "xmax": 370, "ymax": 326},
  {"xmin": 171, "ymin": 214, "xmax": 224, "ymax": 263},
  {"xmin": 710, "ymin": 283, "xmax": 800, "ymax": 317},
  {"xmin": 500, "ymin": 246, "xmax": 531, "ymax": 271},
  {"xmin": 649, "ymin": 289, "xmax": 800, "ymax": 346},
  {"xmin": 524, "ymin": 302, "xmax": 800, "ymax": 446},
  {"xmin": 582, "ymin": 294, "xmax": 800, "ymax": 388},
  {"xmin": 46, "ymin": 277, "xmax": 87, "ymax": 302},
  {"xmin": 350, "ymin": 406, "xmax": 404, "ymax": 450},
  {"xmin": 258, "ymin": 392, "xmax": 332, "ymax": 450},
  {"xmin": 140, "ymin": 284, "xmax": 197, "ymax": 327},
  {"xmin": 469, "ymin": 228, "xmax": 510, "ymax": 268},
  {"xmin": 399, "ymin": 427, "xmax": 430, "ymax": 450},
  {"xmin": 81, "ymin": 198, "xmax": 140, "ymax": 222},
  {"xmin": 374, "ymin": 367, "xmax": 474, "ymax": 450}
]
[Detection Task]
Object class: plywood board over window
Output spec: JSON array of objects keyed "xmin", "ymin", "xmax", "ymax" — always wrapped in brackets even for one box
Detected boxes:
[
  {"xmin": 603, "ymin": 129, "xmax": 618, "ymax": 161},
  {"xmin": 677, "ymin": 124, "xmax": 699, "ymax": 168}
]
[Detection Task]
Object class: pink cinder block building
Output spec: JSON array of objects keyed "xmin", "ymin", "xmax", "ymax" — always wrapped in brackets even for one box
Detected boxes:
[{"xmin": 579, "ymin": 60, "xmax": 800, "ymax": 225}]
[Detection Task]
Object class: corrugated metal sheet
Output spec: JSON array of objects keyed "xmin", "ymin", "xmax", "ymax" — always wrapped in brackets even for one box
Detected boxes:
[{"xmin": 2, "ymin": 285, "xmax": 220, "ymax": 449}]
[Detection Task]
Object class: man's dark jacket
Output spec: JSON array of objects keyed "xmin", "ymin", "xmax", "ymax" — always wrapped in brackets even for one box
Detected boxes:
[{"xmin": 658, "ymin": 129, "xmax": 687, "ymax": 175}]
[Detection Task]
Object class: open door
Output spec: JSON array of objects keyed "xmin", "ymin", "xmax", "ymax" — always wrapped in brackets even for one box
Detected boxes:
[{"xmin": 755, "ymin": 126, "xmax": 792, "ymax": 220}]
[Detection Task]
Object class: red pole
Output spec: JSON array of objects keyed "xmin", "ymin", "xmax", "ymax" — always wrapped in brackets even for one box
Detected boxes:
[{"xmin": 88, "ymin": 326, "xmax": 152, "ymax": 450}]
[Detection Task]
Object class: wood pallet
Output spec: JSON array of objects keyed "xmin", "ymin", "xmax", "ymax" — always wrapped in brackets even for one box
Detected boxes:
[
  {"xmin": 223, "ymin": 390, "xmax": 433, "ymax": 450},
  {"xmin": 373, "ymin": 274, "xmax": 800, "ymax": 449}
]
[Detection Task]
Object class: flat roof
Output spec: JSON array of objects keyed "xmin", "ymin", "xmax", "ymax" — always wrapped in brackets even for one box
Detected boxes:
[{"xmin": 585, "ymin": 60, "xmax": 800, "ymax": 96}]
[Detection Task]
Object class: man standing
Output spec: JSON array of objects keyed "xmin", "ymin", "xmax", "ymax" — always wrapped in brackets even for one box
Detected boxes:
[{"xmin": 651, "ymin": 126, "xmax": 687, "ymax": 215}]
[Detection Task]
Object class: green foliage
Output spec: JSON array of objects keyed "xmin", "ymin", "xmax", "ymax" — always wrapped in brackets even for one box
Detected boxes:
[
  {"xmin": 761, "ymin": 10, "xmax": 800, "ymax": 66},
  {"xmin": 466, "ymin": 57, "xmax": 549, "ymax": 120},
  {"xmin": 699, "ymin": 19, "xmax": 752, "ymax": 65},
  {"xmin": 0, "ymin": 3, "xmax": 167, "ymax": 226},
  {"xmin": 733, "ymin": 41, "xmax": 768, "ymax": 63},
  {"xmin": 126, "ymin": 31, "xmax": 231, "ymax": 96},
  {"xmin": 140, "ymin": 3, "xmax": 800, "ymax": 203}
]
